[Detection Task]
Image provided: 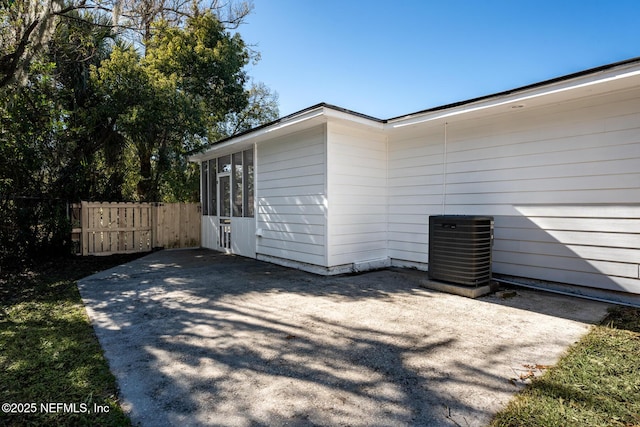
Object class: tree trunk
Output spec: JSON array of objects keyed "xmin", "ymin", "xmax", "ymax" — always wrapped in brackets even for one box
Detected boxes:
[{"xmin": 137, "ymin": 146, "xmax": 153, "ymax": 201}]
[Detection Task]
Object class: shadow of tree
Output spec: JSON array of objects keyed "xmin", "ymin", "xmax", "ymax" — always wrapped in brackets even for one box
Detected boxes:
[{"xmin": 78, "ymin": 249, "xmax": 611, "ymax": 426}]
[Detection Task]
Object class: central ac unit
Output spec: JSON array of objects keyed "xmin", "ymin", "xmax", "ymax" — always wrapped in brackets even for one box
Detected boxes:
[{"xmin": 428, "ymin": 215, "xmax": 494, "ymax": 286}]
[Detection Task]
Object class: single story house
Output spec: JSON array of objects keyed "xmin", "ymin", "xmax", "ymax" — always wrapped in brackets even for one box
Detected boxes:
[{"xmin": 189, "ymin": 57, "xmax": 640, "ymax": 305}]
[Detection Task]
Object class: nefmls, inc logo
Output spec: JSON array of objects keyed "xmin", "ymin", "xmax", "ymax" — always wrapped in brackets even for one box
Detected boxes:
[{"xmin": 40, "ymin": 402, "xmax": 89, "ymax": 413}]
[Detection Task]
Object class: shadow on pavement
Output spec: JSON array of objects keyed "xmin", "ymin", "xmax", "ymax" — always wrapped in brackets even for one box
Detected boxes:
[{"xmin": 79, "ymin": 249, "xmax": 611, "ymax": 426}]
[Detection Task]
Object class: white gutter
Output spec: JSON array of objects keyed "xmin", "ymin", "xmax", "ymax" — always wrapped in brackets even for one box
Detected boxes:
[
  {"xmin": 263, "ymin": 111, "xmax": 325, "ymax": 134},
  {"xmin": 188, "ymin": 105, "xmax": 383, "ymax": 163},
  {"xmin": 189, "ymin": 107, "xmax": 327, "ymax": 162},
  {"xmin": 389, "ymin": 66, "xmax": 640, "ymax": 129},
  {"xmin": 188, "ymin": 61, "xmax": 640, "ymax": 161}
]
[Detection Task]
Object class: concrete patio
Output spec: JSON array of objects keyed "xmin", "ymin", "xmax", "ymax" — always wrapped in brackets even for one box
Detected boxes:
[{"xmin": 78, "ymin": 249, "xmax": 611, "ymax": 426}]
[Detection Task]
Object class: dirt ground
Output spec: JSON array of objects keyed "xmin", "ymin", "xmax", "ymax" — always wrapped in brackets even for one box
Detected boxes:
[{"xmin": 78, "ymin": 249, "xmax": 611, "ymax": 426}]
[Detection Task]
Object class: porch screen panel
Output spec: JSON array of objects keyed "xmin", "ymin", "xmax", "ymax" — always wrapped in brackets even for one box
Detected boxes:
[
  {"xmin": 243, "ymin": 148, "xmax": 254, "ymax": 217},
  {"xmin": 232, "ymin": 152, "xmax": 243, "ymax": 217},
  {"xmin": 201, "ymin": 161, "xmax": 209, "ymax": 215},
  {"xmin": 218, "ymin": 155, "xmax": 231, "ymax": 173},
  {"xmin": 220, "ymin": 175, "xmax": 231, "ymax": 217},
  {"xmin": 208, "ymin": 159, "xmax": 217, "ymax": 216}
]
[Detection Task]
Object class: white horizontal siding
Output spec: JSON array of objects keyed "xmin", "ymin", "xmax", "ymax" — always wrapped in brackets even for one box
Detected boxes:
[
  {"xmin": 327, "ymin": 123, "xmax": 388, "ymax": 266},
  {"xmin": 256, "ymin": 125, "xmax": 327, "ymax": 267},
  {"xmin": 495, "ymin": 262, "xmax": 640, "ymax": 292},
  {"xmin": 259, "ymin": 174, "xmax": 325, "ymax": 190},
  {"xmin": 387, "ymin": 88, "xmax": 640, "ymax": 294},
  {"xmin": 388, "ymin": 243, "xmax": 428, "ymax": 263},
  {"xmin": 260, "ymin": 222, "xmax": 325, "ymax": 235},
  {"xmin": 257, "ymin": 163, "xmax": 325, "ymax": 182},
  {"xmin": 493, "ymin": 207, "xmax": 640, "ymax": 293},
  {"xmin": 387, "ymin": 126, "xmax": 444, "ymax": 263}
]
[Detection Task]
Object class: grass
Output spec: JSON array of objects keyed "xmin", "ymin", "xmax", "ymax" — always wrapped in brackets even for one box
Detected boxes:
[
  {"xmin": 0, "ymin": 254, "xmax": 144, "ymax": 426},
  {"xmin": 491, "ymin": 305, "xmax": 640, "ymax": 427}
]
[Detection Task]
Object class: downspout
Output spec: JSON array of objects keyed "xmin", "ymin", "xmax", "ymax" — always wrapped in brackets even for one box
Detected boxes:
[
  {"xmin": 442, "ymin": 122, "xmax": 448, "ymax": 214},
  {"xmin": 323, "ymin": 122, "xmax": 330, "ymax": 268},
  {"xmin": 385, "ymin": 131, "xmax": 390, "ymax": 265},
  {"xmin": 253, "ymin": 143, "xmax": 260, "ymax": 257}
]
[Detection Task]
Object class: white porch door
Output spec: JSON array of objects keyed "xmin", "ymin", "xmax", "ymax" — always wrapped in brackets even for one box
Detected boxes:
[
  {"xmin": 216, "ymin": 164, "xmax": 255, "ymax": 257},
  {"xmin": 218, "ymin": 174, "xmax": 231, "ymax": 251}
]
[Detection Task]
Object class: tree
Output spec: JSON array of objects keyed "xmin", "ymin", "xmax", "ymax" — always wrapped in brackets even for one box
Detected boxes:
[
  {"xmin": 2, "ymin": 1, "xmax": 274, "ymax": 204},
  {"xmin": 48, "ymin": 10, "xmax": 126, "ymax": 201},
  {"xmin": 0, "ymin": 0, "xmax": 254, "ymax": 89},
  {"xmin": 91, "ymin": 11, "xmax": 250, "ymax": 201},
  {"xmin": 111, "ymin": 0, "xmax": 253, "ymax": 41},
  {"xmin": 0, "ymin": 59, "xmax": 71, "ymax": 263},
  {"xmin": 1, "ymin": 0, "xmax": 277, "ymax": 266},
  {"xmin": 216, "ymin": 81, "xmax": 279, "ymax": 138}
]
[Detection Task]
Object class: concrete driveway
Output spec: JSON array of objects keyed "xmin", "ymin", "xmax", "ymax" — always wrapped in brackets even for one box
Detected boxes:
[{"xmin": 78, "ymin": 249, "xmax": 611, "ymax": 426}]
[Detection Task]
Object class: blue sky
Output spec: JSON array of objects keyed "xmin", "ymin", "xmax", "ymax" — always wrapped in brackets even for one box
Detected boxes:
[{"xmin": 237, "ymin": 0, "xmax": 640, "ymax": 119}]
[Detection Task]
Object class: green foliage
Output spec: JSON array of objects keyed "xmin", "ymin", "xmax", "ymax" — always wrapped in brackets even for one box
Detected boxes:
[
  {"xmin": 0, "ymin": 58, "xmax": 73, "ymax": 266},
  {"xmin": 0, "ymin": 1, "xmax": 278, "ymax": 265},
  {"xmin": 160, "ymin": 159, "xmax": 201, "ymax": 203},
  {"xmin": 146, "ymin": 12, "xmax": 249, "ymax": 120},
  {"xmin": 49, "ymin": 10, "xmax": 126, "ymax": 202},
  {"xmin": 89, "ymin": 11, "xmax": 253, "ymax": 201},
  {"xmin": 217, "ymin": 81, "xmax": 280, "ymax": 137}
]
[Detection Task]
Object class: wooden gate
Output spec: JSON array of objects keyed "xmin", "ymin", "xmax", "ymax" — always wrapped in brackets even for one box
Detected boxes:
[
  {"xmin": 71, "ymin": 202, "xmax": 201, "ymax": 256},
  {"xmin": 154, "ymin": 202, "xmax": 201, "ymax": 249}
]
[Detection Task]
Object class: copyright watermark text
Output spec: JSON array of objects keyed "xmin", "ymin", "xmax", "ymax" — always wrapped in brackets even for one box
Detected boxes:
[{"xmin": 2, "ymin": 402, "xmax": 110, "ymax": 414}]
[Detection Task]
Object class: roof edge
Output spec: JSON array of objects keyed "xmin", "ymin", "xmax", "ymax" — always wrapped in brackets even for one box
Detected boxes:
[
  {"xmin": 387, "ymin": 56, "xmax": 640, "ymax": 122},
  {"xmin": 189, "ymin": 103, "xmax": 383, "ymax": 156},
  {"xmin": 191, "ymin": 55, "xmax": 640, "ymax": 156}
]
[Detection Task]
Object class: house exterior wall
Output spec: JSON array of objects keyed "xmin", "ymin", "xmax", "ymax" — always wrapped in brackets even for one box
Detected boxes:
[
  {"xmin": 255, "ymin": 125, "xmax": 328, "ymax": 268},
  {"xmin": 192, "ymin": 61, "xmax": 640, "ymax": 298},
  {"xmin": 326, "ymin": 122, "xmax": 388, "ymax": 268},
  {"xmin": 388, "ymin": 125, "xmax": 445, "ymax": 266},
  {"xmin": 388, "ymin": 88, "xmax": 640, "ymax": 294}
]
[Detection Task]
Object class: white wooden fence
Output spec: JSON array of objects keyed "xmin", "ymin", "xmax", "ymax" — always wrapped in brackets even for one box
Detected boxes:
[{"xmin": 70, "ymin": 202, "xmax": 201, "ymax": 256}]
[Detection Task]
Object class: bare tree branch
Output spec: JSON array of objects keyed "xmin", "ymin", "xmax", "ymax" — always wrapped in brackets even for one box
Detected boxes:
[
  {"xmin": 0, "ymin": 19, "xmax": 40, "ymax": 87},
  {"xmin": 0, "ymin": 0, "xmax": 66, "ymax": 88}
]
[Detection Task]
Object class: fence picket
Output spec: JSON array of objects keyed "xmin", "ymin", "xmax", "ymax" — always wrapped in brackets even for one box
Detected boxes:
[
  {"xmin": 124, "ymin": 206, "xmax": 132, "ymax": 251},
  {"xmin": 70, "ymin": 202, "xmax": 200, "ymax": 256}
]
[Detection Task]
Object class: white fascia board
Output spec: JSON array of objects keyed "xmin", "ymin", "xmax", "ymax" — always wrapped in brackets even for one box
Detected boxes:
[
  {"xmin": 388, "ymin": 63, "xmax": 640, "ymax": 129},
  {"xmin": 188, "ymin": 107, "xmax": 327, "ymax": 162},
  {"xmin": 188, "ymin": 105, "xmax": 383, "ymax": 163},
  {"xmin": 323, "ymin": 107, "xmax": 385, "ymax": 130}
]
